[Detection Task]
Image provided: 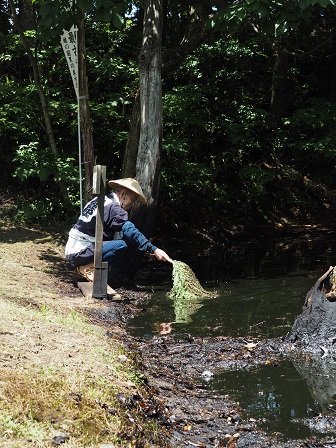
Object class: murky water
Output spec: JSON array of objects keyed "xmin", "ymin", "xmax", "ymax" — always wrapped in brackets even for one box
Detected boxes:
[
  {"xmin": 207, "ymin": 359, "xmax": 322, "ymax": 439},
  {"xmin": 129, "ymin": 274, "xmax": 313, "ymax": 339},
  {"xmin": 128, "ymin": 234, "xmax": 336, "ymax": 439}
]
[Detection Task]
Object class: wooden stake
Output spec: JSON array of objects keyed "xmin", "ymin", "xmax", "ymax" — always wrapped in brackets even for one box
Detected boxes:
[{"xmin": 92, "ymin": 165, "xmax": 108, "ymax": 299}]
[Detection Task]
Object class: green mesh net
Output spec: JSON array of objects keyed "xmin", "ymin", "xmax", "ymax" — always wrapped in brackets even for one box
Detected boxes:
[{"xmin": 168, "ymin": 260, "xmax": 217, "ymax": 301}]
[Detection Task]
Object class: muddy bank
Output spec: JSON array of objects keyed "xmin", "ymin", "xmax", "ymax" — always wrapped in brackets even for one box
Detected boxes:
[
  {"xmin": 66, "ymin": 223, "xmax": 336, "ymax": 447},
  {"xmin": 93, "ymin": 286, "xmax": 336, "ymax": 448}
]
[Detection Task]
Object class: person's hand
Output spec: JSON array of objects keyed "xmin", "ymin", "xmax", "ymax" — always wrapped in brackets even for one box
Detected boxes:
[{"xmin": 153, "ymin": 248, "xmax": 173, "ymax": 263}]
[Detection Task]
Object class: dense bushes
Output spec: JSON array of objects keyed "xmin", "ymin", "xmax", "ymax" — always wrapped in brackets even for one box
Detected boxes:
[{"xmin": 1, "ymin": 4, "xmax": 336, "ymax": 230}]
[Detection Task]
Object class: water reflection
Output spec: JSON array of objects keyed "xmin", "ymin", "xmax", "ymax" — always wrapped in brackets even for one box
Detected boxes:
[
  {"xmin": 207, "ymin": 360, "xmax": 324, "ymax": 439},
  {"xmin": 157, "ymin": 293, "xmax": 210, "ymax": 334},
  {"xmin": 173, "ymin": 295, "xmax": 204, "ymax": 324},
  {"xmin": 131, "ymin": 234, "xmax": 336, "ymax": 339},
  {"xmin": 206, "ymin": 356, "xmax": 336, "ymax": 439},
  {"xmin": 293, "ymin": 356, "xmax": 336, "ymax": 412}
]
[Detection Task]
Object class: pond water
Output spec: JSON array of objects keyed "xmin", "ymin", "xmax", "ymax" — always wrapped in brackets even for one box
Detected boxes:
[
  {"xmin": 207, "ymin": 360, "xmax": 321, "ymax": 439},
  {"xmin": 128, "ymin": 233, "xmax": 336, "ymax": 439}
]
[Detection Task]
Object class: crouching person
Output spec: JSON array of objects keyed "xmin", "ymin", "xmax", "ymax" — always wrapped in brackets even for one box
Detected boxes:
[{"xmin": 65, "ymin": 178, "xmax": 172, "ymax": 282}]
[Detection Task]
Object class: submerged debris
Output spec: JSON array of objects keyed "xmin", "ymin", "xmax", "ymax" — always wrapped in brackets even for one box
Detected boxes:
[{"xmin": 168, "ymin": 260, "xmax": 217, "ymax": 301}]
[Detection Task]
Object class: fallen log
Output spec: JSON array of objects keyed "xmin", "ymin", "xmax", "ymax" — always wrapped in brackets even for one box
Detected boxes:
[{"xmin": 289, "ymin": 266, "xmax": 336, "ymax": 353}]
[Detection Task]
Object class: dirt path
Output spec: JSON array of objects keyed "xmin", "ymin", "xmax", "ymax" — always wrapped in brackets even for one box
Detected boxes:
[{"xmin": 1, "ymin": 221, "xmax": 336, "ymax": 447}]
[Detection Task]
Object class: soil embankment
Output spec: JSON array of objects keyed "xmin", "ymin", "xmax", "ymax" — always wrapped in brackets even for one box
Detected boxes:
[{"xmin": 1, "ymin": 221, "xmax": 336, "ymax": 447}]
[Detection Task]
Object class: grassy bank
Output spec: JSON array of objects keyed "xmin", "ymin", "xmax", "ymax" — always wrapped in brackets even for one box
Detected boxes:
[{"xmin": 0, "ymin": 221, "xmax": 159, "ymax": 447}]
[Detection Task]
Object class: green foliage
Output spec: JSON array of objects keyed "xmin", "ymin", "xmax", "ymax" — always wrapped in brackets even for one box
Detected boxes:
[
  {"xmin": 0, "ymin": 16, "xmax": 139, "ymax": 222},
  {"xmin": 208, "ymin": 0, "xmax": 336, "ymax": 37},
  {"xmin": 18, "ymin": 197, "xmax": 57, "ymax": 221},
  {"xmin": 161, "ymin": 36, "xmax": 272, "ymax": 210},
  {"xmin": 280, "ymin": 98, "xmax": 336, "ymax": 186},
  {"xmin": 11, "ymin": 142, "xmax": 79, "ymax": 220},
  {"xmin": 35, "ymin": 0, "xmax": 127, "ymax": 42},
  {"xmin": 161, "ymin": 85, "xmax": 215, "ymax": 202},
  {"xmin": 13, "ymin": 142, "xmax": 77, "ymax": 183},
  {"xmin": 158, "ymin": 23, "xmax": 336, "ymax": 227},
  {"xmin": 0, "ymin": 81, "xmax": 42, "ymax": 186},
  {"xmin": 238, "ymin": 163, "xmax": 274, "ymax": 197}
]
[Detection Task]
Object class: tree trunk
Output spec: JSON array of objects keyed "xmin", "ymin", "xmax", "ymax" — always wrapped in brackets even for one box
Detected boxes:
[
  {"xmin": 270, "ymin": 41, "xmax": 289, "ymax": 123},
  {"xmin": 161, "ymin": 2, "xmax": 210, "ymax": 78},
  {"xmin": 134, "ymin": 0, "xmax": 163, "ymax": 235},
  {"xmin": 120, "ymin": 1, "xmax": 211, "ymax": 277},
  {"xmin": 78, "ymin": 8, "xmax": 94, "ymax": 204},
  {"xmin": 122, "ymin": 89, "xmax": 140, "ymax": 178},
  {"xmin": 8, "ymin": 0, "xmax": 70, "ymax": 206},
  {"xmin": 122, "ymin": 1, "xmax": 210, "ymax": 189},
  {"xmin": 118, "ymin": 0, "xmax": 163, "ymax": 278},
  {"xmin": 328, "ymin": 55, "xmax": 336, "ymax": 102}
]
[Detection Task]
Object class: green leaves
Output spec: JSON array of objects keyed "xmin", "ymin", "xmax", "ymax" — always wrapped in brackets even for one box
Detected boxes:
[
  {"xmin": 207, "ymin": 0, "xmax": 336, "ymax": 37},
  {"xmin": 112, "ymin": 11, "xmax": 124, "ymax": 29},
  {"xmin": 38, "ymin": 2, "xmax": 59, "ymax": 28},
  {"xmin": 35, "ymin": 0, "xmax": 126, "ymax": 42},
  {"xmin": 13, "ymin": 142, "xmax": 77, "ymax": 183}
]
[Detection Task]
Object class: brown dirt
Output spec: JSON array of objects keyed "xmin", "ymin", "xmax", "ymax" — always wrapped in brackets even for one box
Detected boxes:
[{"xmin": 0, "ymin": 221, "xmax": 166, "ymax": 447}]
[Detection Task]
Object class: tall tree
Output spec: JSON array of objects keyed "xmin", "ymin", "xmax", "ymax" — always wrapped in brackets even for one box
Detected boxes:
[
  {"xmin": 19, "ymin": 0, "xmax": 34, "ymax": 30},
  {"xmin": 122, "ymin": 1, "xmax": 211, "ymax": 176},
  {"xmin": 8, "ymin": 0, "xmax": 71, "ymax": 206},
  {"xmin": 28, "ymin": 0, "xmax": 125, "ymax": 204},
  {"xmin": 133, "ymin": 0, "xmax": 163, "ymax": 234},
  {"xmin": 0, "ymin": 1, "xmax": 10, "ymax": 79},
  {"xmin": 270, "ymin": 39, "xmax": 289, "ymax": 122},
  {"xmin": 122, "ymin": 0, "xmax": 211, "ymax": 234}
]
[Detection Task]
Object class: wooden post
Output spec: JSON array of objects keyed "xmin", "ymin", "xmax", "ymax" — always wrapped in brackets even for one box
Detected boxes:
[
  {"xmin": 92, "ymin": 165, "xmax": 108, "ymax": 299},
  {"xmin": 77, "ymin": 165, "xmax": 122, "ymax": 300}
]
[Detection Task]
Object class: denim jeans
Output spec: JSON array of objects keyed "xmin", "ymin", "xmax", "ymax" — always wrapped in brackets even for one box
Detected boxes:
[
  {"xmin": 102, "ymin": 239, "xmax": 128, "ymax": 268},
  {"xmin": 67, "ymin": 239, "xmax": 127, "ymax": 268}
]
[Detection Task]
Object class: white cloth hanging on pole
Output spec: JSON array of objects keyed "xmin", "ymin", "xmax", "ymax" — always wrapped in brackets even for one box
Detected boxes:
[{"xmin": 60, "ymin": 7, "xmax": 83, "ymax": 214}]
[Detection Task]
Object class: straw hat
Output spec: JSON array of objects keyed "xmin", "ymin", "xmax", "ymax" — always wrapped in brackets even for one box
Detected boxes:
[{"xmin": 108, "ymin": 178, "xmax": 147, "ymax": 204}]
